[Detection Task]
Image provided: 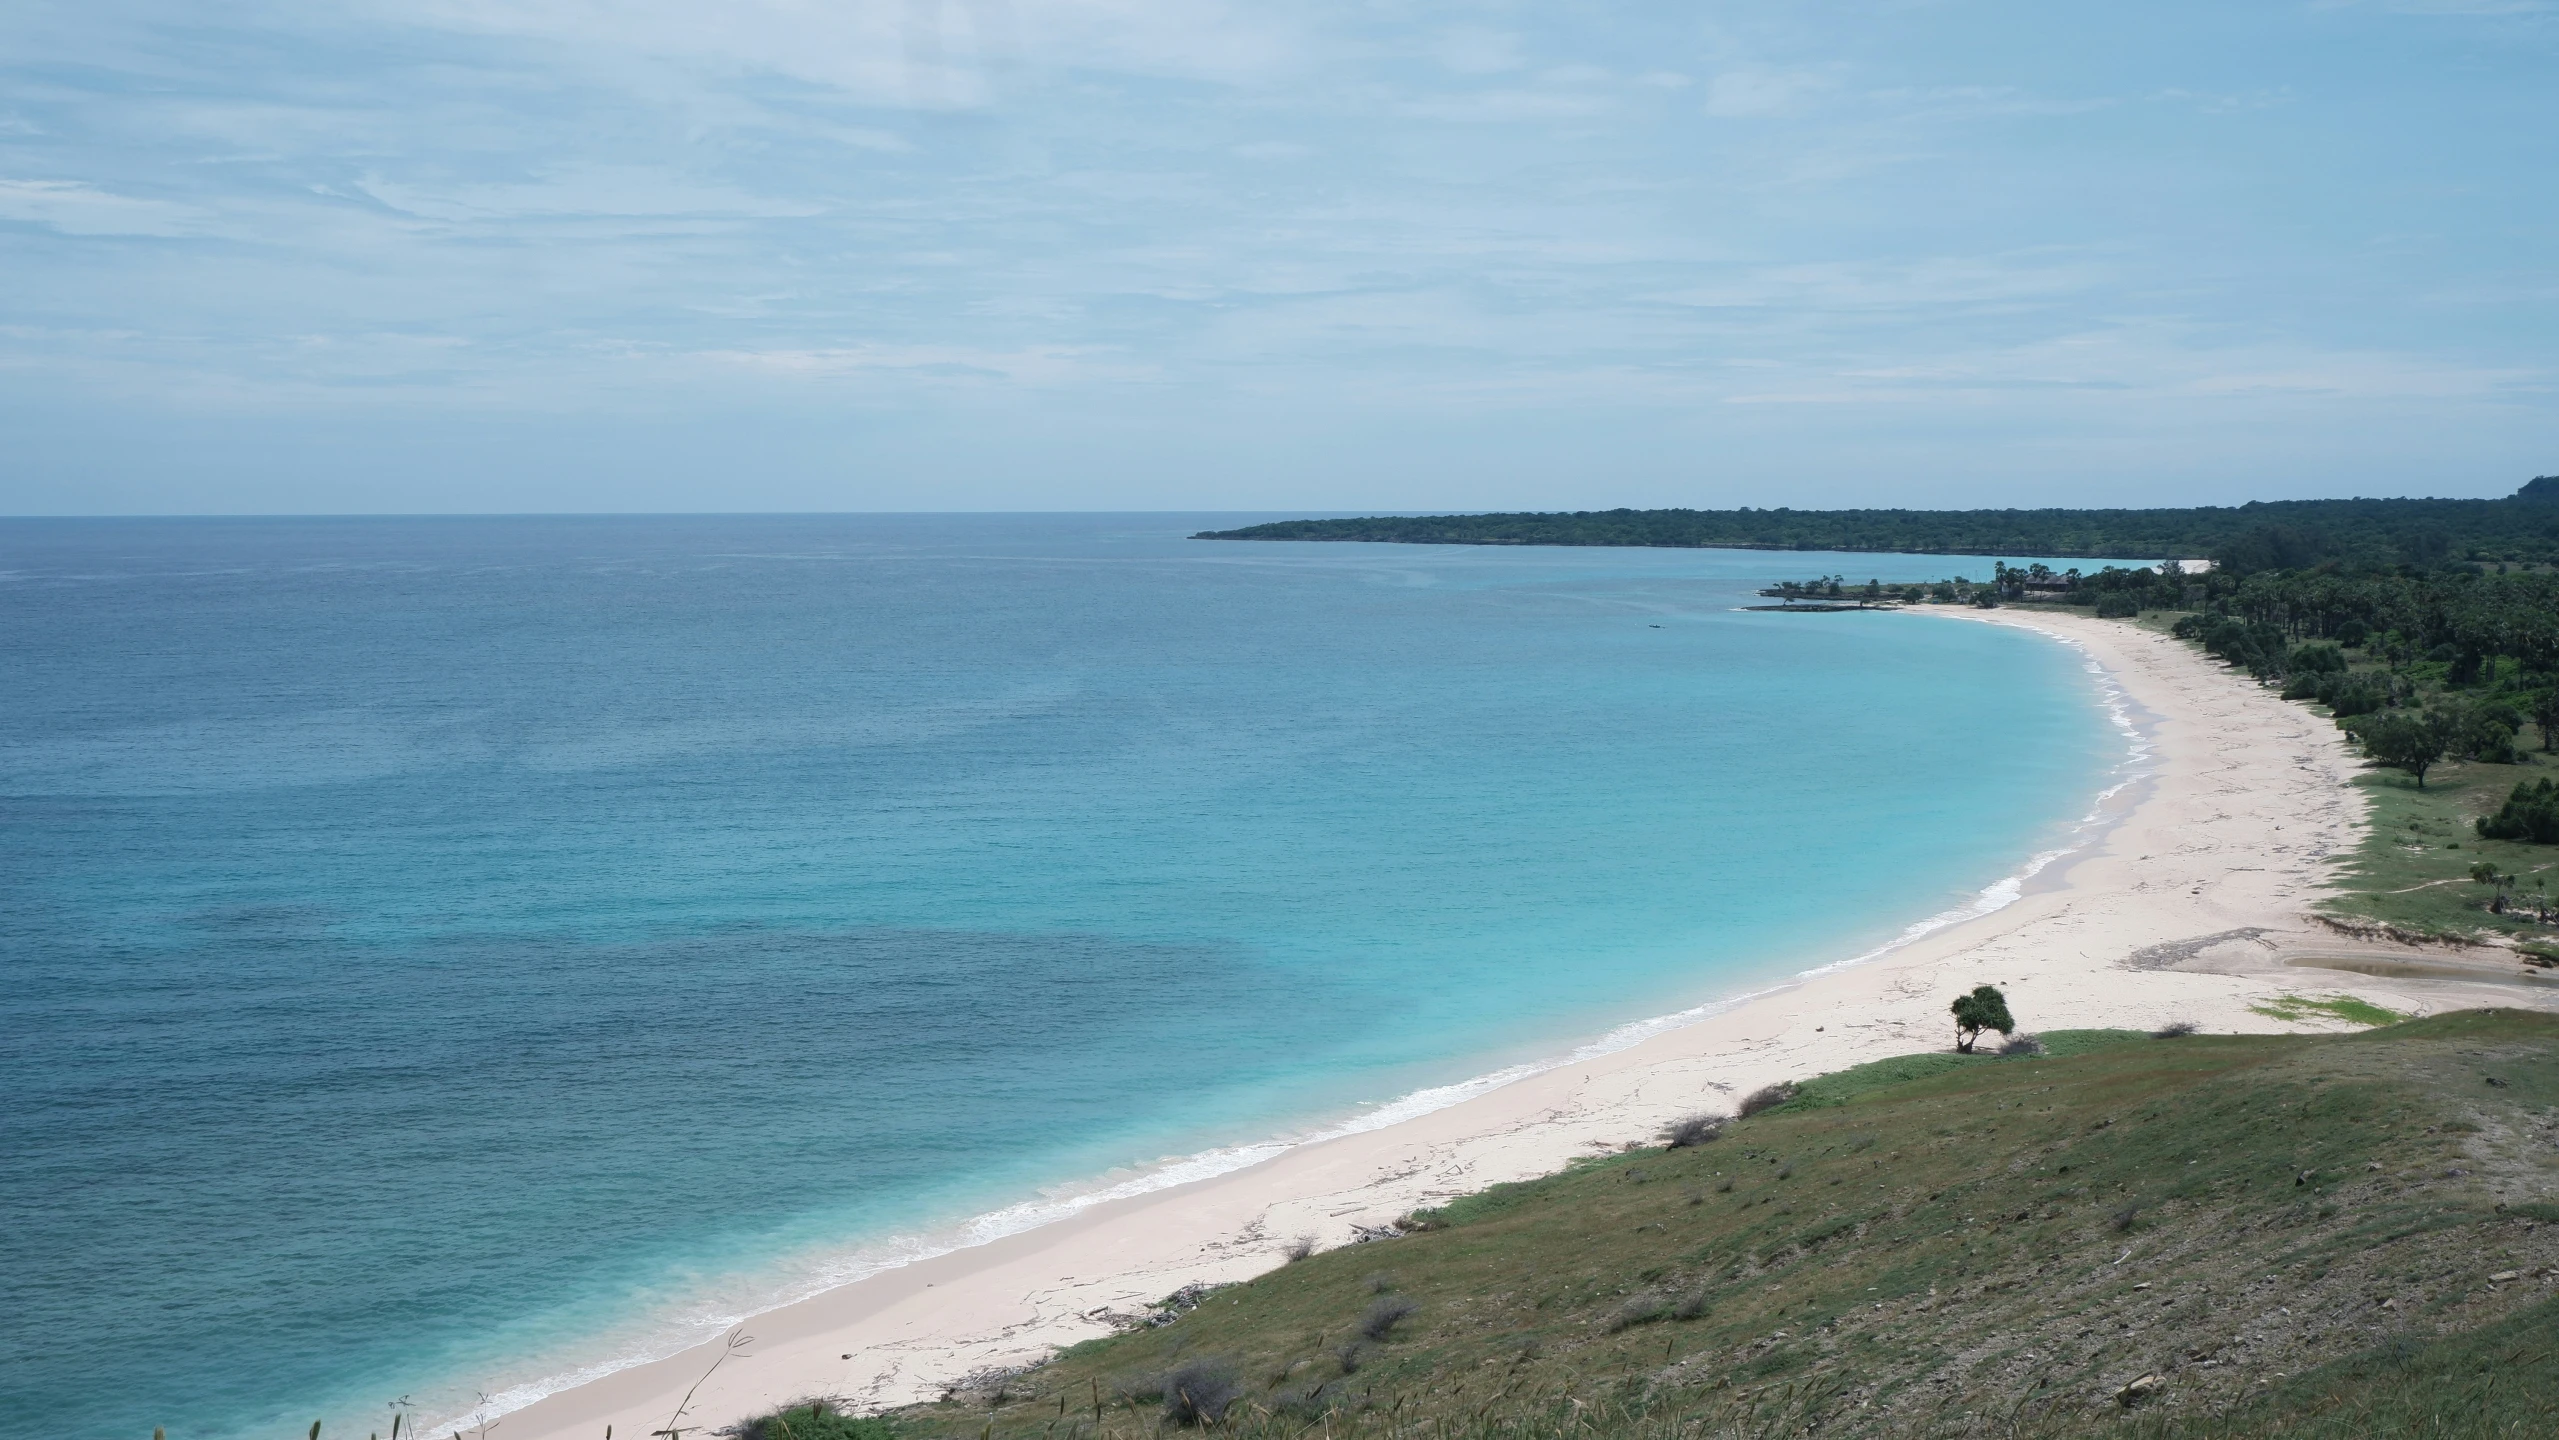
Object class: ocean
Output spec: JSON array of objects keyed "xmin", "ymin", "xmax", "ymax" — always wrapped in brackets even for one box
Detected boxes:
[{"xmin": 0, "ymin": 515, "xmax": 2129, "ymax": 1439}]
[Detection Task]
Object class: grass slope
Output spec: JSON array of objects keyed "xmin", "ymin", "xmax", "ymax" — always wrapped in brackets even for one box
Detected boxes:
[{"xmin": 880, "ymin": 1014, "xmax": 2559, "ymax": 1439}]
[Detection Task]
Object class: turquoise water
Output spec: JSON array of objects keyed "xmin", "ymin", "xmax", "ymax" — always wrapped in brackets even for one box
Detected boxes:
[{"xmin": 0, "ymin": 516, "xmax": 2124, "ymax": 1440}]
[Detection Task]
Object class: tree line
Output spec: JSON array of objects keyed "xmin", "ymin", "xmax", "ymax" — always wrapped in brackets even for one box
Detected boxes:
[{"xmin": 1195, "ymin": 478, "xmax": 2559, "ymax": 570}]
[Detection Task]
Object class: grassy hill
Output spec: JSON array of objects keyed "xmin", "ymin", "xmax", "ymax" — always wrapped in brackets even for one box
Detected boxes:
[{"xmin": 834, "ymin": 1012, "xmax": 2559, "ymax": 1440}]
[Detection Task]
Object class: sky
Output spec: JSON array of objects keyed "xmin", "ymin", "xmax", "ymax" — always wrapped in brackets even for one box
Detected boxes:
[{"xmin": 1, "ymin": 1, "xmax": 2554, "ymax": 516}]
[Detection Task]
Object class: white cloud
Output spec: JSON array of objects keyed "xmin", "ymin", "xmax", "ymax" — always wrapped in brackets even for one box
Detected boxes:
[
  {"xmin": 699, "ymin": 343, "xmax": 1144, "ymax": 387},
  {"xmin": 380, "ymin": 0, "xmax": 1307, "ymax": 105},
  {"xmin": 1650, "ymin": 254, "xmax": 2116, "ymax": 311},
  {"xmin": 0, "ymin": 179, "xmax": 207, "ymax": 236},
  {"xmin": 353, "ymin": 166, "xmax": 824, "ymax": 222}
]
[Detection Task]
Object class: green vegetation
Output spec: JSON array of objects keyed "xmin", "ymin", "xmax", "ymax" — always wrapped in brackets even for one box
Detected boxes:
[
  {"xmin": 2478, "ymin": 780, "xmax": 2559, "ymax": 844},
  {"xmin": 2244, "ymin": 995, "xmax": 2406, "ymax": 1028},
  {"xmin": 1949, "ymin": 984, "xmax": 2016, "ymax": 1053},
  {"xmin": 2316, "ymin": 756, "xmax": 2559, "ymax": 943},
  {"xmin": 880, "ymin": 1012, "xmax": 2559, "ymax": 1440},
  {"xmin": 735, "ymin": 1401, "xmax": 898, "ymax": 1439},
  {"xmin": 1194, "ymin": 481, "xmax": 2559, "ymax": 568}
]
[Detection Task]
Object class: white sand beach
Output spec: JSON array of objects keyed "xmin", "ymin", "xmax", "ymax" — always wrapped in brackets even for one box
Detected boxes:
[{"xmin": 499, "ymin": 609, "xmax": 2556, "ymax": 1440}]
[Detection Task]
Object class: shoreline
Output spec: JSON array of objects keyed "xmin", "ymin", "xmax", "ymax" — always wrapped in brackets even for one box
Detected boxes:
[{"xmin": 494, "ymin": 609, "xmax": 2540, "ymax": 1440}]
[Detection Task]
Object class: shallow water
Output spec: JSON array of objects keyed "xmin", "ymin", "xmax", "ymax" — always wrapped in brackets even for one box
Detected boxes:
[{"xmin": 0, "ymin": 515, "xmax": 2124, "ymax": 1439}]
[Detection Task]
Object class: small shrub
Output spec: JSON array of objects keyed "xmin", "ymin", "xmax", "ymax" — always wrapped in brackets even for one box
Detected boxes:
[
  {"xmin": 1364, "ymin": 1272, "xmax": 1396, "ymax": 1294},
  {"xmin": 2151, "ymin": 1020, "xmax": 2199, "ymax": 1039},
  {"xmin": 1673, "ymin": 1288, "xmax": 1712, "ymax": 1321},
  {"xmin": 1282, "ymin": 1233, "xmax": 1317, "ymax": 1263},
  {"xmin": 1999, "ymin": 1032, "xmax": 2044, "ymax": 1057},
  {"xmin": 1716, "ymin": 1178, "xmax": 1734, "ymax": 1193},
  {"xmin": 1161, "ymin": 1360, "xmax": 1242, "ymax": 1427},
  {"xmin": 1114, "ymin": 1372, "xmax": 1166, "ymax": 1405},
  {"xmin": 1661, "ymin": 1113, "xmax": 1727, "ymax": 1148},
  {"xmin": 1737, "ymin": 1083, "xmax": 1797, "ymax": 1118},
  {"xmin": 1332, "ymin": 1338, "xmax": 1366, "ymax": 1373},
  {"xmin": 1359, "ymin": 1295, "xmax": 1419, "ymax": 1340},
  {"xmin": 734, "ymin": 1402, "xmax": 894, "ymax": 1440},
  {"xmin": 1605, "ymin": 1293, "xmax": 1671, "ymax": 1332},
  {"xmin": 1271, "ymin": 1384, "xmax": 1332, "ymax": 1420},
  {"xmin": 2111, "ymin": 1204, "xmax": 2141, "ymax": 1233}
]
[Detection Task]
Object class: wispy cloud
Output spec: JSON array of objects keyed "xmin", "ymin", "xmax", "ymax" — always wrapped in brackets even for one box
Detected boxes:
[
  {"xmin": 0, "ymin": 179, "xmax": 207, "ymax": 235},
  {"xmin": 0, "ymin": 0, "xmax": 2551, "ymax": 511}
]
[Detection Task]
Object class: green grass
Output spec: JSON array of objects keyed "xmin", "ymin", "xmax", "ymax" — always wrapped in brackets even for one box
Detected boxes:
[
  {"xmin": 2245, "ymin": 994, "xmax": 2407, "ymax": 1028},
  {"xmin": 733, "ymin": 1400, "xmax": 897, "ymax": 1440},
  {"xmin": 2323, "ymin": 756, "xmax": 2559, "ymax": 943},
  {"xmin": 877, "ymin": 1011, "xmax": 2559, "ymax": 1440}
]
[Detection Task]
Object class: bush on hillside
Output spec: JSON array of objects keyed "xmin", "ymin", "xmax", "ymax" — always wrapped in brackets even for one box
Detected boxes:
[
  {"xmin": 1160, "ymin": 1360, "xmax": 1242, "ymax": 1427},
  {"xmin": 1660, "ymin": 1113, "xmax": 1727, "ymax": 1148},
  {"xmin": 1998, "ymin": 1032, "xmax": 2043, "ymax": 1057},
  {"xmin": 1736, "ymin": 1082, "xmax": 1797, "ymax": 1117},
  {"xmin": 1604, "ymin": 1293, "xmax": 1672, "ymax": 1332},
  {"xmin": 2152, "ymin": 1020, "xmax": 2199, "ymax": 1038},
  {"xmin": 1359, "ymin": 1295, "xmax": 1419, "ymax": 1340}
]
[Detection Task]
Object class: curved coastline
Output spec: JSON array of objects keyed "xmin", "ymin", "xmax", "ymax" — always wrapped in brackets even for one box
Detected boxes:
[
  {"xmin": 491, "ymin": 610, "xmax": 2397, "ymax": 1440},
  {"xmin": 430, "ymin": 613, "xmax": 2123, "ymax": 1436}
]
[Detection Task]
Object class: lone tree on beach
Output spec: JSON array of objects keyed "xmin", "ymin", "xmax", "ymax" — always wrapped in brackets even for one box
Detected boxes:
[{"xmin": 1951, "ymin": 984, "xmax": 2015, "ymax": 1054}]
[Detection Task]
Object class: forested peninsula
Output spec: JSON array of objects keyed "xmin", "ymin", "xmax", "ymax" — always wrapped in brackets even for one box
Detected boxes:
[{"xmin": 1196, "ymin": 479, "xmax": 2559, "ymax": 571}]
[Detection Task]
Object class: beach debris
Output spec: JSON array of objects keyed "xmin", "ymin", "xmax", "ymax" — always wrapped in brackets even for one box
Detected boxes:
[
  {"xmin": 940, "ymin": 1362, "xmax": 1044, "ymax": 1405},
  {"xmin": 2116, "ymin": 1373, "xmax": 2164, "ymax": 1406},
  {"xmin": 1142, "ymin": 1283, "xmax": 1221, "ymax": 1327},
  {"xmin": 1349, "ymin": 1221, "xmax": 1408, "ymax": 1244}
]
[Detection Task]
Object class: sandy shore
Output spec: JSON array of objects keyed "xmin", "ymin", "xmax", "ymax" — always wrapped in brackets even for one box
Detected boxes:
[{"xmin": 497, "ymin": 609, "xmax": 2553, "ymax": 1440}]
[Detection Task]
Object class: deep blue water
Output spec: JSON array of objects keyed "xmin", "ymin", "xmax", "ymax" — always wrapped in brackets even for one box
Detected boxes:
[{"xmin": 0, "ymin": 516, "xmax": 2124, "ymax": 1440}]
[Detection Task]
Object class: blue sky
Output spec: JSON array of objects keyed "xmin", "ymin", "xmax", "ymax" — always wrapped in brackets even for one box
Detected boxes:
[{"xmin": 1, "ymin": 1, "xmax": 2553, "ymax": 514}]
